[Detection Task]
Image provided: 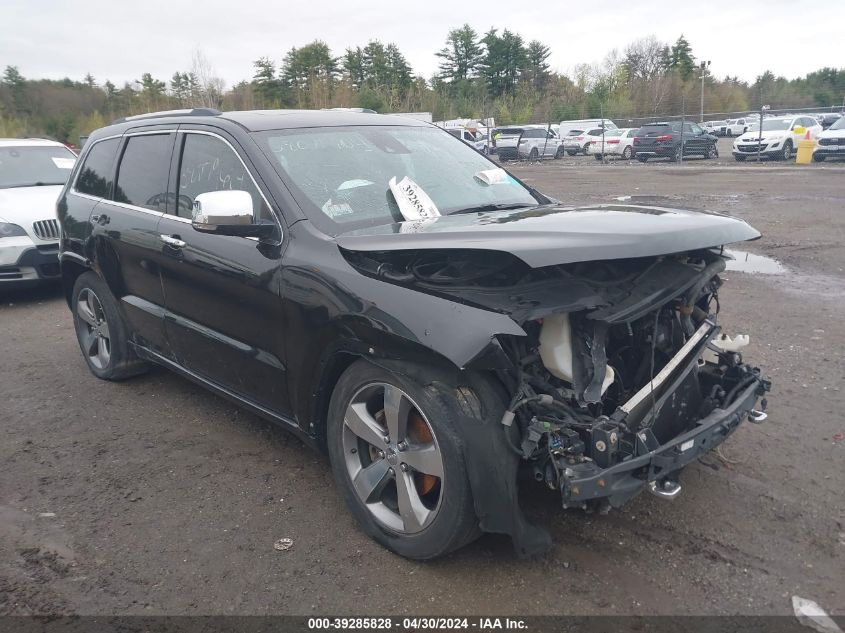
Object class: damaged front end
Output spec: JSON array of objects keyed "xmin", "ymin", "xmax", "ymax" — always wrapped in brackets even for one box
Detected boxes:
[
  {"xmin": 488, "ymin": 250, "xmax": 772, "ymax": 511},
  {"xmin": 341, "ymin": 242, "xmax": 771, "ymax": 551}
]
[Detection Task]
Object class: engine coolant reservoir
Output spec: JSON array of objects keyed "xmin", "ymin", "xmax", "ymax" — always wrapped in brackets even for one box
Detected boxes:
[{"xmin": 538, "ymin": 313, "xmax": 615, "ymax": 395}]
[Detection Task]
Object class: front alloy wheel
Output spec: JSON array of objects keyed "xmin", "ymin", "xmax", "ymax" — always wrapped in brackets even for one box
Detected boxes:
[{"xmin": 327, "ymin": 360, "xmax": 479, "ymax": 559}]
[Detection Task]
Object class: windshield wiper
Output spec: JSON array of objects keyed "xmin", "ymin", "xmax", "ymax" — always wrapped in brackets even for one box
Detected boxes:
[{"xmin": 448, "ymin": 202, "xmax": 540, "ymax": 215}]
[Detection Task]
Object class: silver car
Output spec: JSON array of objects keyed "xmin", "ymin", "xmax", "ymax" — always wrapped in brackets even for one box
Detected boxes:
[{"xmin": 517, "ymin": 127, "xmax": 564, "ymax": 160}]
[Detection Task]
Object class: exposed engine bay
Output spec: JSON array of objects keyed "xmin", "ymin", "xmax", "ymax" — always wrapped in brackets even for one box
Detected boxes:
[{"xmin": 343, "ymin": 245, "xmax": 771, "ymax": 513}]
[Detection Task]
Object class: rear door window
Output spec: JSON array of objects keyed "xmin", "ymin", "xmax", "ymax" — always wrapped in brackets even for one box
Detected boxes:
[
  {"xmin": 75, "ymin": 138, "xmax": 119, "ymax": 198},
  {"xmin": 114, "ymin": 134, "xmax": 174, "ymax": 212}
]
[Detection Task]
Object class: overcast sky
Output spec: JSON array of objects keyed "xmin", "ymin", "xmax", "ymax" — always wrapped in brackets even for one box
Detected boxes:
[{"xmin": 4, "ymin": 0, "xmax": 842, "ymax": 89}]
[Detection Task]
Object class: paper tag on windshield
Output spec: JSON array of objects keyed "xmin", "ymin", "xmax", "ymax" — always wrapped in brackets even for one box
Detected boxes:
[
  {"xmin": 321, "ymin": 198, "xmax": 354, "ymax": 218},
  {"xmin": 389, "ymin": 176, "xmax": 440, "ymax": 220},
  {"xmin": 52, "ymin": 157, "xmax": 75, "ymax": 169},
  {"xmin": 474, "ymin": 168, "xmax": 510, "ymax": 185}
]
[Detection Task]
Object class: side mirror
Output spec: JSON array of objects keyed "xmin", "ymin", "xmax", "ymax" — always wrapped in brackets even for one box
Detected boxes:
[{"xmin": 192, "ymin": 190, "xmax": 273, "ymax": 238}]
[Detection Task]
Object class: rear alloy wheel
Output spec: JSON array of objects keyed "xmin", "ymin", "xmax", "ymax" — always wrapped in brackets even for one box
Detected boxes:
[
  {"xmin": 72, "ymin": 272, "xmax": 148, "ymax": 380},
  {"xmin": 780, "ymin": 140, "xmax": 793, "ymax": 161},
  {"xmin": 622, "ymin": 146, "xmax": 633, "ymax": 160},
  {"xmin": 328, "ymin": 360, "xmax": 478, "ymax": 559},
  {"xmin": 529, "ymin": 148, "xmax": 539, "ymax": 161}
]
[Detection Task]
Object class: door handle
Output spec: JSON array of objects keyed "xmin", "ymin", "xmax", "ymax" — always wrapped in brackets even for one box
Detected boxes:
[{"xmin": 160, "ymin": 234, "xmax": 186, "ymax": 249}]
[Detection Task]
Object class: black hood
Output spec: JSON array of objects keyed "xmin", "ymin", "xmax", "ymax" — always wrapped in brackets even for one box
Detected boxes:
[{"xmin": 335, "ymin": 204, "xmax": 760, "ymax": 268}]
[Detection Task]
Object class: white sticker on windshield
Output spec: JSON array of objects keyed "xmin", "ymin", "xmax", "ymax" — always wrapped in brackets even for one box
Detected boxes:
[
  {"xmin": 474, "ymin": 168, "xmax": 510, "ymax": 185},
  {"xmin": 321, "ymin": 198, "xmax": 354, "ymax": 218},
  {"xmin": 389, "ymin": 176, "xmax": 441, "ymax": 220},
  {"xmin": 52, "ymin": 157, "xmax": 75, "ymax": 169},
  {"xmin": 337, "ymin": 179, "xmax": 374, "ymax": 190}
]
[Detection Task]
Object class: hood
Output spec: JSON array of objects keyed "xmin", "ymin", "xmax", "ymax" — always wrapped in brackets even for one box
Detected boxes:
[
  {"xmin": 0, "ymin": 185, "xmax": 63, "ymax": 225},
  {"xmin": 818, "ymin": 128, "xmax": 845, "ymax": 139},
  {"xmin": 737, "ymin": 130, "xmax": 789, "ymax": 142},
  {"xmin": 336, "ymin": 204, "xmax": 760, "ymax": 268}
]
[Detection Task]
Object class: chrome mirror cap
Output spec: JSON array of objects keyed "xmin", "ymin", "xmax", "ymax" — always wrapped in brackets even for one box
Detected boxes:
[{"xmin": 192, "ymin": 190, "xmax": 254, "ymax": 230}]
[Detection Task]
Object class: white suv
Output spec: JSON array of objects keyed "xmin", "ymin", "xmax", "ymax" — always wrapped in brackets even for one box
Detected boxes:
[
  {"xmin": 0, "ymin": 138, "xmax": 77, "ymax": 288},
  {"xmin": 732, "ymin": 116, "xmax": 822, "ymax": 161}
]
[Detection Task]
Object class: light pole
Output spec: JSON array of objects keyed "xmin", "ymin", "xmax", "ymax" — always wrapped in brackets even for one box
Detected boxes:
[{"xmin": 699, "ymin": 60, "xmax": 711, "ymax": 123}]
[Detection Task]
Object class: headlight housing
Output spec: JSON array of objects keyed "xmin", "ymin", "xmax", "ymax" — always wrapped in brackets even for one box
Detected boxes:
[{"xmin": 0, "ymin": 222, "xmax": 28, "ymax": 238}]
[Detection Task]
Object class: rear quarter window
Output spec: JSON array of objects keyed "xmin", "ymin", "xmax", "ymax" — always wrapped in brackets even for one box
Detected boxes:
[{"xmin": 75, "ymin": 138, "xmax": 120, "ymax": 198}]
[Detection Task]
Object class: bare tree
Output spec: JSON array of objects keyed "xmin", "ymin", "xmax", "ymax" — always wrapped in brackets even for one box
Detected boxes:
[{"xmin": 189, "ymin": 49, "xmax": 225, "ymax": 109}]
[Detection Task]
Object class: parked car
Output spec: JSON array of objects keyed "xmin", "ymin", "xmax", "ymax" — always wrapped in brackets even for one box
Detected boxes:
[
  {"xmin": 812, "ymin": 115, "xmax": 845, "ymax": 162},
  {"xmin": 817, "ymin": 113, "xmax": 842, "ymax": 129},
  {"xmin": 563, "ymin": 127, "xmax": 607, "ymax": 155},
  {"xmin": 0, "ymin": 138, "xmax": 77, "ymax": 289},
  {"xmin": 732, "ymin": 115, "xmax": 822, "ymax": 161},
  {"xmin": 723, "ymin": 118, "xmax": 752, "ymax": 137},
  {"xmin": 446, "ymin": 128, "xmax": 488, "ymax": 154},
  {"xmin": 705, "ymin": 120, "xmax": 728, "ymax": 136},
  {"xmin": 586, "ymin": 128, "xmax": 637, "ymax": 160},
  {"xmin": 558, "ymin": 119, "xmax": 617, "ymax": 140},
  {"xmin": 58, "ymin": 108, "xmax": 770, "ymax": 560},
  {"xmin": 632, "ymin": 122, "xmax": 719, "ymax": 162},
  {"xmin": 492, "ymin": 126, "xmax": 526, "ymax": 160},
  {"xmin": 517, "ymin": 126, "xmax": 564, "ymax": 160}
]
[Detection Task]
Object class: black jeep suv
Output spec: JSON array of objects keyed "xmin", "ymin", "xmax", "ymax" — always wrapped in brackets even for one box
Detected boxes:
[
  {"xmin": 58, "ymin": 109, "xmax": 769, "ymax": 559},
  {"xmin": 633, "ymin": 121, "xmax": 719, "ymax": 162}
]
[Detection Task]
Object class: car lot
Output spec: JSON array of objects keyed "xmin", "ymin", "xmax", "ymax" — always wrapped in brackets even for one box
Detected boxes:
[{"xmin": 2, "ymin": 161, "xmax": 844, "ymax": 616}]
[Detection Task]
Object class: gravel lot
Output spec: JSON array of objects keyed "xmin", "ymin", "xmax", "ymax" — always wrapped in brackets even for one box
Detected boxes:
[{"xmin": 1, "ymin": 152, "xmax": 844, "ymax": 617}]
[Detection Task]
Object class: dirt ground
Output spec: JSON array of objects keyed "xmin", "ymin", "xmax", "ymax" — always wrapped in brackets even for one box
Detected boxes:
[{"xmin": 1, "ymin": 150, "xmax": 844, "ymax": 617}]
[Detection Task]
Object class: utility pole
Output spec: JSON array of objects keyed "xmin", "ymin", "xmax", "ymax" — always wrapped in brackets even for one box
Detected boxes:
[
  {"xmin": 699, "ymin": 60, "xmax": 711, "ymax": 123},
  {"xmin": 679, "ymin": 95, "xmax": 686, "ymax": 164}
]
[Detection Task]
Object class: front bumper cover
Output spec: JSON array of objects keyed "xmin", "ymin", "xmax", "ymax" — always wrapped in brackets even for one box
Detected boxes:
[{"xmin": 560, "ymin": 377, "xmax": 767, "ymax": 508}]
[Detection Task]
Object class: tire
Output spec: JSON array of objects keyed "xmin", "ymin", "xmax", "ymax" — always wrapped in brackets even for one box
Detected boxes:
[
  {"xmin": 735, "ymin": 155, "xmax": 747, "ymax": 162},
  {"xmin": 594, "ymin": 154, "xmax": 603, "ymax": 161},
  {"xmin": 555, "ymin": 146, "xmax": 565, "ymax": 159},
  {"xmin": 566, "ymin": 149, "xmax": 578, "ymax": 156},
  {"xmin": 622, "ymin": 146, "xmax": 633, "ymax": 160},
  {"xmin": 582, "ymin": 143, "xmax": 591, "ymax": 155},
  {"xmin": 71, "ymin": 271, "xmax": 149, "ymax": 380},
  {"xmin": 327, "ymin": 359, "xmax": 479, "ymax": 559},
  {"xmin": 673, "ymin": 145, "xmax": 682, "ymax": 162},
  {"xmin": 529, "ymin": 148, "xmax": 539, "ymax": 161},
  {"xmin": 813, "ymin": 154, "xmax": 826, "ymax": 162},
  {"xmin": 706, "ymin": 143, "xmax": 719, "ymax": 159},
  {"xmin": 780, "ymin": 140, "xmax": 793, "ymax": 161}
]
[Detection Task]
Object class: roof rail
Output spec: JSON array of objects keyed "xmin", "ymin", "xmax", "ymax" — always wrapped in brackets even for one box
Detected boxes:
[{"xmin": 111, "ymin": 108, "xmax": 221, "ymax": 125}]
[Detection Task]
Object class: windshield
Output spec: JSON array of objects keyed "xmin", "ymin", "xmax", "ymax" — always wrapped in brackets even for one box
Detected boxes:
[
  {"xmin": 747, "ymin": 119, "xmax": 791, "ymax": 132},
  {"xmin": 0, "ymin": 145, "xmax": 76, "ymax": 188},
  {"xmin": 254, "ymin": 126, "xmax": 539, "ymax": 233},
  {"xmin": 829, "ymin": 116, "xmax": 845, "ymax": 131}
]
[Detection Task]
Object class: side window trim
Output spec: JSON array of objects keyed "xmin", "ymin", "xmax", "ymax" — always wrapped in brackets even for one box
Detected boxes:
[{"xmin": 172, "ymin": 129, "xmax": 283, "ymax": 236}]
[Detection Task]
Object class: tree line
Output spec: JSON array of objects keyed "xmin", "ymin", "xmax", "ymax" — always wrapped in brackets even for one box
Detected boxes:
[{"xmin": 1, "ymin": 27, "xmax": 842, "ymax": 144}]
